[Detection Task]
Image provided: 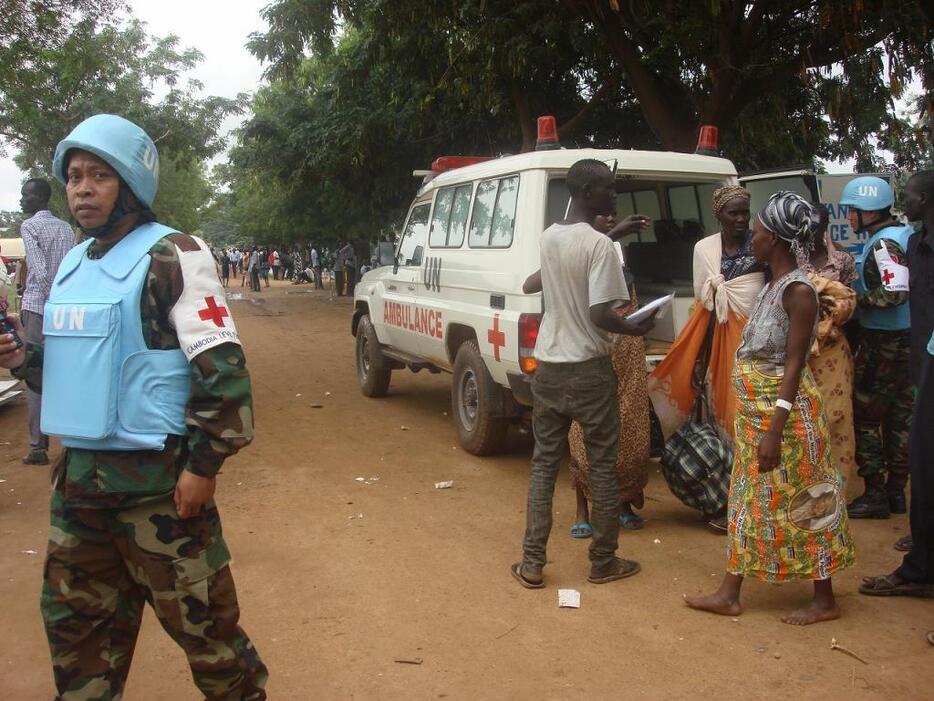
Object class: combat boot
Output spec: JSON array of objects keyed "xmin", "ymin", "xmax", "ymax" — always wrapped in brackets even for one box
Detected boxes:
[
  {"xmin": 888, "ymin": 489, "xmax": 907, "ymax": 514},
  {"xmin": 848, "ymin": 487, "xmax": 891, "ymax": 519}
]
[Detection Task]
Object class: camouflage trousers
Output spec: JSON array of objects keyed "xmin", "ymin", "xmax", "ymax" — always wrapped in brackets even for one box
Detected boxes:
[
  {"xmin": 853, "ymin": 329, "xmax": 913, "ymax": 491},
  {"xmin": 42, "ymin": 491, "xmax": 268, "ymax": 701}
]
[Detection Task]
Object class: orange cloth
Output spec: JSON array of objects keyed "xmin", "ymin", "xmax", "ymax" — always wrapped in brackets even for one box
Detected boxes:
[
  {"xmin": 648, "ymin": 305, "xmax": 746, "ymax": 441},
  {"xmin": 649, "ymin": 232, "xmax": 765, "ymax": 442}
]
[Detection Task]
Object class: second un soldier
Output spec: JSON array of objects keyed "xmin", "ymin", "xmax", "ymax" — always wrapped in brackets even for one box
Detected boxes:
[
  {"xmin": 0, "ymin": 114, "xmax": 267, "ymax": 700},
  {"xmin": 843, "ymin": 176, "xmax": 914, "ymax": 519}
]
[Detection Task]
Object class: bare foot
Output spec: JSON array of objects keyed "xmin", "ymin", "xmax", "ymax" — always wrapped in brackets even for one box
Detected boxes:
[
  {"xmin": 782, "ymin": 601, "xmax": 840, "ymax": 626},
  {"xmin": 683, "ymin": 592, "xmax": 742, "ymax": 617}
]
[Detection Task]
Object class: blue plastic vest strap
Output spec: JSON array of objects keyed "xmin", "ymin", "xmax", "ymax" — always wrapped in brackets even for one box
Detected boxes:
[
  {"xmin": 852, "ymin": 224, "xmax": 913, "ymax": 331},
  {"xmin": 40, "ymin": 222, "xmax": 189, "ymax": 450}
]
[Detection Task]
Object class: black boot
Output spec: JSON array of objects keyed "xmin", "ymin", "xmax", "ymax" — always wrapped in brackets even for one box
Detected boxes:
[
  {"xmin": 888, "ymin": 490, "xmax": 907, "ymax": 514},
  {"xmin": 847, "ymin": 488, "xmax": 891, "ymax": 519}
]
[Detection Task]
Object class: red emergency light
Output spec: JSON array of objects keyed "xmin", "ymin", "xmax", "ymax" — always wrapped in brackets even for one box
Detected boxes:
[
  {"xmin": 695, "ymin": 125, "xmax": 719, "ymax": 156},
  {"xmin": 431, "ymin": 156, "xmax": 493, "ymax": 173},
  {"xmin": 535, "ymin": 115, "xmax": 560, "ymax": 151}
]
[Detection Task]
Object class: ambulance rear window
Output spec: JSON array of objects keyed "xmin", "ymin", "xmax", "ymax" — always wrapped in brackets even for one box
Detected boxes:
[
  {"xmin": 429, "ymin": 184, "xmax": 472, "ymax": 248},
  {"xmin": 469, "ymin": 175, "xmax": 519, "ymax": 248}
]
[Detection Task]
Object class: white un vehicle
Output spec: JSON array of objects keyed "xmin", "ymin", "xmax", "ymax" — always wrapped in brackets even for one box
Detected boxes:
[{"xmin": 352, "ymin": 119, "xmax": 740, "ymax": 455}]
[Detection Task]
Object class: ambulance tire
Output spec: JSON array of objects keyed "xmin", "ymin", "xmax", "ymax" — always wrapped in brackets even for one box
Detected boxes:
[
  {"xmin": 452, "ymin": 340, "xmax": 508, "ymax": 455},
  {"xmin": 356, "ymin": 314, "xmax": 392, "ymax": 397}
]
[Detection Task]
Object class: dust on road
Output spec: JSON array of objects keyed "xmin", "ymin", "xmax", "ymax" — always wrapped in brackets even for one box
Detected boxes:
[{"xmin": 0, "ymin": 282, "xmax": 928, "ymax": 700}]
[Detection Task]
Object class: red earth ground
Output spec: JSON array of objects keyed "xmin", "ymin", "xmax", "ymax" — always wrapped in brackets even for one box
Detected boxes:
[{"xmin": 0, "ymin": 280, "xmax": 930, "ymax": 700}]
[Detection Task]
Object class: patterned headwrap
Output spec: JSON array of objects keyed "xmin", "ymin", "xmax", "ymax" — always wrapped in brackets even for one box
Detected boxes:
[
  {"xmin": 711, "ymin": 186, "xmax": 750, "ymax": 218},
  {"xmin": 757, "ymin": 190, "xmax": 819, "ymax": 258}
]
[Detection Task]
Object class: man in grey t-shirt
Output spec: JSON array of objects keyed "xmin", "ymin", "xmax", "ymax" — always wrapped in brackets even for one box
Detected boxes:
[{"xmin": 512, "ymin": 159, "xmax": 655, "ymax": 589}]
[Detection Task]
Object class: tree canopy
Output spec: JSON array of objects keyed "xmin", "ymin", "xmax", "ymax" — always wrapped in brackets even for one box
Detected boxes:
[
  {"xmin": 0, "ymin": 2, "xmax": 244, "ymax": 232},
  {"xmin": 227, "ymin": 0, "xmax": 933, "ymax": 247}
]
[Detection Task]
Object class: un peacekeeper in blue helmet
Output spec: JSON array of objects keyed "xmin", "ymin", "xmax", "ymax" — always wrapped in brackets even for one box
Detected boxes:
[
  {"xmin": 840, "ymin": 175, "xmax": 914, "ymax": 521},
  {"xmin": 0, "ymin": 114, "xmax": 268, "ymax": 700}
]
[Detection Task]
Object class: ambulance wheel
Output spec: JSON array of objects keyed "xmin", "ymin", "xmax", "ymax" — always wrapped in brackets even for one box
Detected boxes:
[
  {"xmin": 452, "ymin": 340, "xmax": 508, "ymax": 455},
  {"xmin": 356, "ymin": 314, "xmax": 391, "ymax": 397}
]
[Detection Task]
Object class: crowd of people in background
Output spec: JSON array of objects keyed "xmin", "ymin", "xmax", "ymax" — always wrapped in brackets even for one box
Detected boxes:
[{"xmin": 212, "ymin": 241, "xmax": 374, "ymax": 296}]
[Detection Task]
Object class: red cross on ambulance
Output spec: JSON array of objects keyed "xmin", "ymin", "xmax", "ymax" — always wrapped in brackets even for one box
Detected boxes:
[{"xmin": 488, "ymin": 314, "xmax": 506, "ymax": 361}]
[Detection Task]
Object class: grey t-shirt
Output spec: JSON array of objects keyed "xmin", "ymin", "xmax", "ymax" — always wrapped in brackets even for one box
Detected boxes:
[{"xmin": 534, "ymin": 222, "xmax": 630, "ymax": 363}]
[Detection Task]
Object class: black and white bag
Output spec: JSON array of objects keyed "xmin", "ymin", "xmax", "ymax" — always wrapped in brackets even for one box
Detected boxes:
[{"xmin": 660, "ymin": 393, "xmax": 733, "ymax": 515}]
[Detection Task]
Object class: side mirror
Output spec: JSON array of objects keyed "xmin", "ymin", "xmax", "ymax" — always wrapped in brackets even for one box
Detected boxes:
[{"xmin": 378, "ymin": 241, "xmax": 395, "ymax": 267}]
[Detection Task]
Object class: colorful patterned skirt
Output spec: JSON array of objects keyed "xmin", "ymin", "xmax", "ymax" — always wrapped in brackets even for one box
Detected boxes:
[
  {"xmin": 727, "ymin": 360, "xmax": 855, "ymax": 581},
  {"xmin": 568, "ymin": 329, "xmax": 650, "ymax": 507}
]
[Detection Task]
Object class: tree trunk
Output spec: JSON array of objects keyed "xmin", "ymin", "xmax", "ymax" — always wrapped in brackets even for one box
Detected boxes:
[{"xmin": 511, "ymin": 78, "xmax": 535, "ymax": 153}]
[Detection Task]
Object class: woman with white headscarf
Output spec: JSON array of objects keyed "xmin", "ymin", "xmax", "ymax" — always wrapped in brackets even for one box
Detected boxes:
[
  {"xmin": 649, "ymin": 186, "xmax": 767, "ymax": 445},
  {"xmin": 685, "ymin": 191, "xmax": 855, "ymax": 626}
]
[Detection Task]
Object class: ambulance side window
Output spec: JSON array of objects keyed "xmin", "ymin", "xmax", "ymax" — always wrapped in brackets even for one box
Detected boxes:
[
  {"xmin": 429, "ymin": 184, "xmax": 472, "ymax": 248},
  {"xmin": 397, "ymin": 203, "xmax": 430, "ymax": 266},
  {"xmin": 469, "ymin": 175, "xmax": 519, "ymax": 248}
]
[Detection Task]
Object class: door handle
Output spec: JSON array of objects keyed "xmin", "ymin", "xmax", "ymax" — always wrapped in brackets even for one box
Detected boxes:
[
  {"xmin": 407, "ymin": 285, "xmax": 416, "ymax": 291},
  {"xmin": 387, "ymin": 284, "xmax": 397, "ymax": 291}
]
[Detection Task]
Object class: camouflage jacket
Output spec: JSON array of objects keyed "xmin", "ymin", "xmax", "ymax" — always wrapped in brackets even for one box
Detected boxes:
[{"xmin": 14, "ymin": 231, "xmax": 253, "ymax": 508}]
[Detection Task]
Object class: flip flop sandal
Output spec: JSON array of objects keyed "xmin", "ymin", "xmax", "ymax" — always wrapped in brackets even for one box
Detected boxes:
[
  {"xmin": 858, "ymin": 574, "xmax": 934, "ymax": 598},
  {"xmin": 620, "ymin": 514, "xmax": 645, "ymax": 531},
  {"xmin": 927, "ymin": 631, "xmax": 934, "ymax": 646},
  {"xmin": 588, "ymin": 557, "xmax": 641, "ymax": 584},
  {"xmin": 511, "ymin": 562, "xmax": 545, "ymax": 589},
  {"xmin": 894, "ymin": 535, "xmax": 913, "ymax": 552},
  {"xmin": 707, "ymin": 516, "xmax": 728, "ymax": 533},
  {"xmin": 570, "ymin": 522, "xmax": 593, "ymax": 539}
]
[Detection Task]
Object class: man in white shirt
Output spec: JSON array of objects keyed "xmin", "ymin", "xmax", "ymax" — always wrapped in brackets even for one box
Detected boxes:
[{"xmin": 512, "ymin": 159, "xmax": 654, "ymax": 589}]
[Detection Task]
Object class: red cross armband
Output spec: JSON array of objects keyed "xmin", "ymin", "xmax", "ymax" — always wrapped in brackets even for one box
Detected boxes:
[
  {"xmin": 168, "ymin": 236, "xmax": 242, "ymax": 360},
  {"xmin": 873, "ymin": 243, "xmax": 909, "ymax": 293}
]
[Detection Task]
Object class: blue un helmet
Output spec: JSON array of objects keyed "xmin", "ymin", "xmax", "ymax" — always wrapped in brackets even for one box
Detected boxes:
[
  {"xmin": 839, "ymin": 176, "xmax": 894, "ymax": 212},
  {"xmin": 52, "ymin": 114, "xmax": 160, "ymax": 208}
]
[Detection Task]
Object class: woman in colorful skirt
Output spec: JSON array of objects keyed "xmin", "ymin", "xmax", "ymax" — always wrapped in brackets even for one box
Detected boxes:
[
  {"xmin": 685, "ymin": 192, "xmax": 855, "ymax": 625},
  {"xmin": 798, "ymin": 207, "xmax": 859, "ymax": 500}
]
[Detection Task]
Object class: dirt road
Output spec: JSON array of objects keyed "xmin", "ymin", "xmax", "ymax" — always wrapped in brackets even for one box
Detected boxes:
[{"xmin": 0, "ymin": 282, "xmax": 930, "ymax": 700}]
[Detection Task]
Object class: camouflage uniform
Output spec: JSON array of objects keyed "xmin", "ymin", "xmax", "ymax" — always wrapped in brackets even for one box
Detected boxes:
[
  {"xmin": 852, "ymin": 234, "xmax": 912, "ymax": 497},
  {"xmin": 15, "ymin": 233, "xmax": 267, "ymax": 701}
]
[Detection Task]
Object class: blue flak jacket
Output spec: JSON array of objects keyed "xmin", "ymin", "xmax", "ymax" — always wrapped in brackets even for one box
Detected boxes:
[
  {"xmin": 41, "ymin": 222, "xmax": 189, "ymax": 451},
  {"xmin": 853, "ymin": 224, "xmax": 913, "ymax": 331}
]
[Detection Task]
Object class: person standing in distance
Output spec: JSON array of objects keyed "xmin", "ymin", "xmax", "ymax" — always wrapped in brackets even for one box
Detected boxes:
[
  {"xmin": 18, "ymin": 178, "xmax": 75, "ymax": 465},
  {"xmin": 842, "ymin": 176, "xmax": 914, "ymax": 519},
  {"xmin": 0, "ymin": 114, "xmax": 267, "ymax": 700},
  {"xmin": 511, "ymin": 159, "xmax": 655, "ymax": 589}
]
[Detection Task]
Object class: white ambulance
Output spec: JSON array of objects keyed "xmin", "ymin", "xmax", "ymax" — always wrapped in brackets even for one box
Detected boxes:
[{"xmin": 352, "ymin": 122, "xmax": 740, "ymax": 455}]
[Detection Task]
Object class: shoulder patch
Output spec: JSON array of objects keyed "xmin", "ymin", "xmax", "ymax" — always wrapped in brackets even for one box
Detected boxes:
[{"xmin": 167, "ymin": 232, "xmax": 202, "ymax": 252}]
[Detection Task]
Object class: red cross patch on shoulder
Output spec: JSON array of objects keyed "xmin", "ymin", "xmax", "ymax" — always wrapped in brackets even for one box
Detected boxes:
[{"xmin": 197, "ymin": 296, "xmax": 230, "ymax": 328}]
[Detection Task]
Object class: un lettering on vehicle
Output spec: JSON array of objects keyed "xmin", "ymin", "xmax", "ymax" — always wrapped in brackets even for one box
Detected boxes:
[{"xmin": 383, "ymin": 301, "xmax": 443, "ymax": 339}]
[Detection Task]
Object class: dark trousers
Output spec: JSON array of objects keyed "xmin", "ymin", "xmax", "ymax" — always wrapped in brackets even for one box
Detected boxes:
[
  {"xmin": 522, "ymin": 357, "xmax": 620, "ymax": 570},
  {"xmin": 345, "ymin": 268, "xmax": 356, "ymax": 296},
  {"xmin": 853, "ymin": 330, "xmax": 912, "ymax": 491},
  {"xmin": 335, "ymin": 270, "xmax": 345, "ymax": 295},
  {"xmin": 313, "ymin": 266, "xmax": 322, "ymax": 289},
  {"xmin": 21, "ymin": 310, "xmax": 48, "ymax": 450},
  {"xmin": 895, "ymin": 351, "xmax": 934, "ymax": 583},
  {"xmin": 250, "ymin": 269, "xmax": 261, "ymax": 291}
]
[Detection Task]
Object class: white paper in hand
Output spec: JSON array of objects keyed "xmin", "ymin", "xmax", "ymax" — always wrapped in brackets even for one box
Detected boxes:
[{"xmin": 625, "ymin": 293, "xmax": 675, "ymax": 324}]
